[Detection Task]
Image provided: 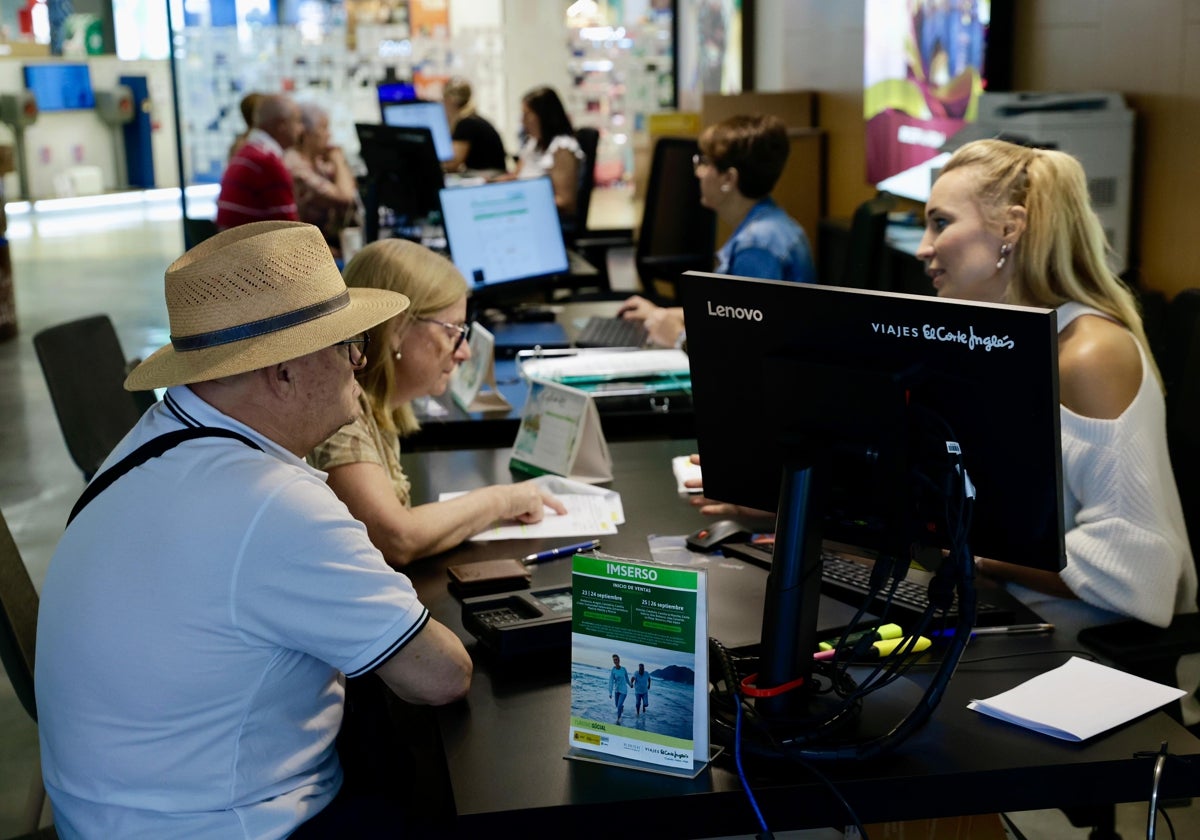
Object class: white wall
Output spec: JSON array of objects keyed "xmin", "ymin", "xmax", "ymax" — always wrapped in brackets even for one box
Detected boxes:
[{"xmin": 0, "ymin": 57, "xmax": 177, "ymax": 201}]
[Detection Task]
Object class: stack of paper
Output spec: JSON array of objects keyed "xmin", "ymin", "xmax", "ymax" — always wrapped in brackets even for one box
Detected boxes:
[{"xmin": 968, "ymin": 656, "xmax": 1185, "ymax": 741}]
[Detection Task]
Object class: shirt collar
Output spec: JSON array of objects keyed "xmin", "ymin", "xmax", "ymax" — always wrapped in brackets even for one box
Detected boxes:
[
  {"xmin": 163, "ymin": 385, "xmax": 324, "ymax": 478},
  {"xmin": 246, "ymin": 127, "xmax": 285, "ymax": 158}
]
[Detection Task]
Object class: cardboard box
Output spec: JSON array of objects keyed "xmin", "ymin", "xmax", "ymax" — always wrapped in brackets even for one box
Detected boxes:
[
  {"xmin": 862, "ymin": 814, "xmax": 1008, "ymax": 839},
  {"xmin": 0, "ymin": 145, "xmax": 13, "ymax": 177}
]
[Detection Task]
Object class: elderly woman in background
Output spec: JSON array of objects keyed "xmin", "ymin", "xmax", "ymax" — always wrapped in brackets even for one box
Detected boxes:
[
  {"xmin": 284, "ymin": 102, "xmax": 360, "ymax": 259},
  {"xmin": 309, "ymin": 239, "xmax": 564, "ymax": 567}
]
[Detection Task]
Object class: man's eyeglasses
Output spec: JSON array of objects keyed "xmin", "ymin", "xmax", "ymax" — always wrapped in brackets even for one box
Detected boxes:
[
  {"xmin": 418, "ymin": 317, "xmax": 471, "ymax": 352},
  {"xmin": 333, "ymin": 332, "xmax": 371, "ymax": 369}
]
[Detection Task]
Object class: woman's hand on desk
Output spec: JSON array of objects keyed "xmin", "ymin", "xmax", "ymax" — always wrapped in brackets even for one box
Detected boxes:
[
  {"xmin": 683, "ymin": 454, "xmax": 776, "ymax": 519},
  {"xmin": 619, "ymin": 296, "xmax": 685, "ymax": 348},
  {"xmin": 503, "ymin": 480, "xmax": 568, "ymax": 524}
]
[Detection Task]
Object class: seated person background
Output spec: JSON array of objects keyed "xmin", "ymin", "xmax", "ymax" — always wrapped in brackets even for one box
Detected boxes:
[
  {"xmin": 216, "ymin": 93, "xmax": 302, "ymax": 230},
  {"xmin": 310, "ymin": 239, "xmax": 564, "ymax": 568},
  {"xmin": 915, "ymin": 139, "xmax": 1196, "ymax": 656},
  {"xmin": 620, "ymin": 113, "xmax": 816, "ymax": 347},
  {"xmin": 442, "ymin": 77, "xmax": 508, "ymax": 173},
  {"xmin": 494, "ymin": 86, "xmax": 583, "ymax": 225},
  {"xmin": 35, "ymin": 221, "xmax": 472, "ymax": 837},
  {"xmin": 285, "ymin": 101, "xmax": 360, "ymax": 259},
  {"xmin": 227, "ymin": 91, "xmax": 262, "ymax": 160}
]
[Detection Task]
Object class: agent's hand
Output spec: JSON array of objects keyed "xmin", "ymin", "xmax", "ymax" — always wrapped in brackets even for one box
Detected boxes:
[
  {"xmin": 642, "ymin": 306, "xmax": 685, "ymax": 349},
  {"xmin": 504, "ymin": 481, "xmax": 568, "ymax": 524},
  {"xmin": 617, "ymin": 295, "xmax": 659, "ymax": 323},
  {"xmin": 683, "ymin": 454, "xmax": 776, "ymax": 519}
]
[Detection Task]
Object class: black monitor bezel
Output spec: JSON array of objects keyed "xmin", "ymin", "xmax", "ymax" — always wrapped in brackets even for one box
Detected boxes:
[
  {"xmin": 679, "ymin": 270, "xmax": 1066, "ymax": 572},
  {"xmin": 354, "ymin": 122, "xmax": 445, "ymax": 228}
]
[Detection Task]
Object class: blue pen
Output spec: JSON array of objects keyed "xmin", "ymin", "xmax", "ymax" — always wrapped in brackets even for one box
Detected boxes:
[{"xmin": 521, "ymin": 539, "xmax": 601, "ymax": 565}]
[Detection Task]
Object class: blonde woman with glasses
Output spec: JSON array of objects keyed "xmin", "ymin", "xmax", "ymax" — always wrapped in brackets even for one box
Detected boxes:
[{"xmin": 310, "ymin": 239, "xmax": 565, "ymax": 567}]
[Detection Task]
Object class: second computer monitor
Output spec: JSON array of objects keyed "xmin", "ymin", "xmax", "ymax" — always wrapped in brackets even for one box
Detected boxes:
[
  {"xmin": 439, "ymin": 177, "xmax": 570, "ymax": 303},
  {"xmin": 381, "ymin": 100, "xmax": 455, "ymax": 163}
]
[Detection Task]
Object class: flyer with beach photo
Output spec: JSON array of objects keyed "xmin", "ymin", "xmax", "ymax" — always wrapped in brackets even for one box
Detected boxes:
[{"xmin": 567, "ymin": 555, "xmax": 710, "ymax": 775}]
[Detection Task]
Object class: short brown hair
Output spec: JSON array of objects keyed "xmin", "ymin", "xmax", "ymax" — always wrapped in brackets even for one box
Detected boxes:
[{"xmin": 698, "ymin": 114, "xmax": 790, "ymax": 199}]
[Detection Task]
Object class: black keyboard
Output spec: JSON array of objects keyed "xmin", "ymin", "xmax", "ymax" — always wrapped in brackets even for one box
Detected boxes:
[
  {"xmin": 719, "ymin": 541, "xmax": 1021, "ymax": 628},
  {"xmin": 575, "ymin": 316, "xmax": 648, "ymax": 348}
]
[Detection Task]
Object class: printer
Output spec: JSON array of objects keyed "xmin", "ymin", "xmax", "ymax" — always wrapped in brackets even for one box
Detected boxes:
[{"xmin": 945, "ymin": 91, "xmax": 1135, "ymax": 272}]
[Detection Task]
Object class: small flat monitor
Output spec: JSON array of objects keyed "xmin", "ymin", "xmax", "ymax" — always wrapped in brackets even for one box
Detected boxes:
[
  {"xmin": 355, "ymin": 123, "xmax": 445, "ymax": 237},
  {"xmin": 680, "ymin": 272, "xmax": 1065, "ymax": 709},
  {"xmin": 376, "ymin": 80, "xmax": 418, "ymax": 106},
  {"xmin": 439, "ymin": 177, "xmax": 570, "ymax": 302},
  {"xmin": 24, "ymin": 64, "xmax": 95, "ymax": 112},
  {"xmin": 381, "ymin": 100, "xmax": 455, "ymax": 163}
]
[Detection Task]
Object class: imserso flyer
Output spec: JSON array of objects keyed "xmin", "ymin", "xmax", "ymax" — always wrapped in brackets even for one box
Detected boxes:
[{"xmin": 567, "ymin": 555, "xmax": 708, "ymax": 772}]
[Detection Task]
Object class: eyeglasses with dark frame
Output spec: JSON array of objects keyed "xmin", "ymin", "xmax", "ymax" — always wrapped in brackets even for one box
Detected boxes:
[
  {"xmin": 418, "ymin": 317, "xmax": 471, "ymax": 352},
  {"xmin": 332, "ymin": 332, "xmax": 371, "ymax": 369},
  {"xmin": 692, "ymin": 153, "xmax": 716, "ymax": 172}
]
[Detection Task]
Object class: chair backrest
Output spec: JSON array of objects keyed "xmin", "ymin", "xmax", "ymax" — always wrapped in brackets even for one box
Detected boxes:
[
  {"xmin": 33, "ymin": 315, "xmax": 156, "ymax": 481},
  {"xmin": 635, "ymin": 137, "xmax": 717, "ymax": 300},
  {"xmin": 184, "ymin": 216, "xmax": 219, "ymax": 250},
  {"xmin": 1165, "ymin": 288, "xmax": 1200, "ymax": 580},
  {"xmin": 572, "ymin": 127, "xmax": 600, "ymax": 240},
  {"xmin": 839, "ymin": 193, "xmax": 896, "ymax": 289},
  {"xmin": 0, "ymin": 508, "xmax": 39, "ymax": 723}
]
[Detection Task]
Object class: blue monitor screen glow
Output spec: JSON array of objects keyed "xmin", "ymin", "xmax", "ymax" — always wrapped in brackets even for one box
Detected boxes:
[
  {"xmin": 439, "ymin": 177, "xmax": 570, "ymax": 299},
  {"xmin": 24, "ymin": 64, "xmax": 95, "ymax": 111},
  {"xmin": 382, "ymin": 101, "xmax": 455, "ymax": 162},
  {"xmin": 377, "ymin": 81, "xmax": 418, "ymax": 105}
]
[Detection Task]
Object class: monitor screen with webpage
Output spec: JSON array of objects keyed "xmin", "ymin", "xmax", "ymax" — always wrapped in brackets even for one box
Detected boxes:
[
  {"xmin": 382, "ymin": 101, "xmax": 455, "ymax": 163},
  {"xmin": 439, "ymin": 177, "xmax": 570, "ymax": 303},
  {"xmin": 680, "ymin": 271, "xmax": 1065, "ymax": 713}
]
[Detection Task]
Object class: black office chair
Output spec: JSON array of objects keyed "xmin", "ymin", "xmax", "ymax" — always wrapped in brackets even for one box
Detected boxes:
[
  {"xmin": 635, "ymin": 137, "xmax": 717, "ymax": 302},
  {"xmin": 183, "ymin": 216, "xmax": 219, "ymax": 250},
  {"xmin": 838, "ymin": 193, "xmax": 896, "ymax": 289},
  {"xmin": 0, "ymin": 508, "xmax": 54, "ymax": 838},
  {"xmin": 571, "ymin": 127, "xmax": 600, "ymax": 243},
  {"xmin": 1166, "ymin": 288, "xmax": 1200, "ymax": 559},
  {"xmin": 33, "ymin": 315, "xmax": 158, "ymax": 482}
]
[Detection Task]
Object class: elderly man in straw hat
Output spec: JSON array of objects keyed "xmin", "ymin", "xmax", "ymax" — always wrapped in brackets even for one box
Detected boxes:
[{"xmin": 34, "ymin": 222, "xmax": 472, "ymax": 838}]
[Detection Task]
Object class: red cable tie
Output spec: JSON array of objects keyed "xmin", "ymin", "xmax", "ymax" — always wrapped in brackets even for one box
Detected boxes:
[{"xmin": 739, "ymin": 672, "xmax": 806, "ymax": 698}]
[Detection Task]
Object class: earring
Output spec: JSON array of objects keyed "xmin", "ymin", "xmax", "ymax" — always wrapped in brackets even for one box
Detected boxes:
[
  {"xmin": 393, "ymin": 350, "xmax": 403, "ymax": 361},
  {"xmin": 996, "ymin": 242, "xmax": 1013, "ymax": 270},
  {"xmin": 720, "ymin": 183, "xmax": 731, "ymax": 193}
]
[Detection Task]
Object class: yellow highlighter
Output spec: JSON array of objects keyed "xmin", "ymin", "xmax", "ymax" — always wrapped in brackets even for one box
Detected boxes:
[
  {"xmin": 869, "ymin": 635, "xmax": 932, "ymax": 659},
  {"xmin": 817, "ymin": 622, "xmax": 904, "ymax": 652}
]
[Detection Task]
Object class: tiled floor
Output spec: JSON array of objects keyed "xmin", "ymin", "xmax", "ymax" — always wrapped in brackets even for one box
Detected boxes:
[{"xmin": 0, "ymin": 189, "xmax": 1195, "ymax": 839}]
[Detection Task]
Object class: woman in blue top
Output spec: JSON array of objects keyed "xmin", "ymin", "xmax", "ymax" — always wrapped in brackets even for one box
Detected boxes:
[{"xmin": 621, "ymin": 113, "xmax": 815, "ymax": 346}]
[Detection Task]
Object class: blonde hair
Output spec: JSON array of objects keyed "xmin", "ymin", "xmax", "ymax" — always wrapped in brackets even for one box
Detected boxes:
[
  {"xmin": 939, "ymin": 138, "xmax": 1159, "ymax": 386},
  {"xmin": 342, "ymin": 239, "xmax": 470, "ymax": 435}
]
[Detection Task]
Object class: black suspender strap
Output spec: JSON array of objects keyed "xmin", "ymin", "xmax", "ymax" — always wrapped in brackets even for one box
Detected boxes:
[{"xmin": 67, "ymin": 428, "xmax": 263, "ymax": 527}]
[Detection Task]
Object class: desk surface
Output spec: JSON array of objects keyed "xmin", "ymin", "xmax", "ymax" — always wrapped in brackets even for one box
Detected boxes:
[
  {"xmin": 401, "ymin": 439, "xmax": 1200, "ymax": 837},
  {"xmin": 407, "ymin": 300, "xmax": 694, "ymax": 451}
]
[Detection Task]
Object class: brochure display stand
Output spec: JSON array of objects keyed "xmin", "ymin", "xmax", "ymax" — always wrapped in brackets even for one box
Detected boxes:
[
  {"xmin": 449, "ymin": 322, "xmax": 511, "ymax": 413},
  {"xmin": 509, "ymin": 379, "xmax": 612, "ymax": 484},
  {"xmin": 566, "ymin": 555, "xmax": 716, "ymax": 777}
]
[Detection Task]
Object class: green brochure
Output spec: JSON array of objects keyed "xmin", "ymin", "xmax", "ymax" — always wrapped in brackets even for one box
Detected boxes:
[{"xmin": 567, "ymin": 555, "xmax": 711, "ymax": 775}]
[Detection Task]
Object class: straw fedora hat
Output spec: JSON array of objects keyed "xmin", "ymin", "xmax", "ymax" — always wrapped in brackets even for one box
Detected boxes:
[{"xmin": 125, "ymin": 221, "xmax": 409, "ymax": 391}]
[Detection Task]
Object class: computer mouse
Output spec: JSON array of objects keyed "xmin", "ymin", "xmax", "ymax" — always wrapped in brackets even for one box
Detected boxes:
[{"xmin": 686, "ymin": 519, "xmax": 752, "ymax": 552}]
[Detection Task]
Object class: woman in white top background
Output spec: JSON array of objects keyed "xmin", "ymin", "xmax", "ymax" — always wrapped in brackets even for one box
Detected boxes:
[
  {"xmin": 916, "ymin": 138, "xmax": 1196, "ymax": 655},
  {"xmin": 505, "ymin": 86, "xmax": 584, "ymax": 222}
]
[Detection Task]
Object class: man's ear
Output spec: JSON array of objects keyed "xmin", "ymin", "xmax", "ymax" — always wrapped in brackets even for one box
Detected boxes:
[{"xmin": 263, "ymin": 362, "xmax": 293, "ymax": 398}]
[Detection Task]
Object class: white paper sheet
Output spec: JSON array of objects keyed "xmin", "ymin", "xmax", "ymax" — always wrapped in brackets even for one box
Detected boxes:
[
  {"xmin": 967, "ymin": 656, "xmax": 1186, "ymax": 741},
  {"xmin": 441, "ymin": 475, "xmax": 625, "ymax": 541}
]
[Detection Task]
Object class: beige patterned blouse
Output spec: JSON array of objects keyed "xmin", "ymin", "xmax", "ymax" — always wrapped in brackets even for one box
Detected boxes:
[{"xmin": 309, "ymin": 393, "xmax": 412, "ymax": 508}]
